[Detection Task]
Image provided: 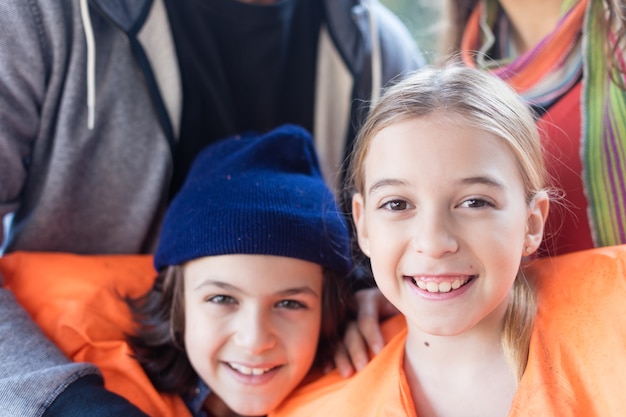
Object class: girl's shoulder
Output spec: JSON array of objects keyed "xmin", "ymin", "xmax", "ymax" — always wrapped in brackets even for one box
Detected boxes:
[{"xmin": 515, "ymin": 245, "xmax": 626, "ymax": 416}]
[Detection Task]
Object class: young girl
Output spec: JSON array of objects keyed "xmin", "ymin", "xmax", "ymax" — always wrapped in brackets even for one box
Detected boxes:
[
  {"xmin": 343, "ymin": 0, "xmax": 626, "ymax": 377},
  {"xmin": 270, "ymin": 66, "xmax": 626, "ymax": 417},
  {"xmin": 124, "ymin": 124, "xmax": 355, "ymax": 417}
]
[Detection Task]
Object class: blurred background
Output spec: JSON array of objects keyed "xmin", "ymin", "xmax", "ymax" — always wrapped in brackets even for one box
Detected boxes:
[{"xmin": 380, "ymin": 0, "xmax": 446, "ymax": 63}]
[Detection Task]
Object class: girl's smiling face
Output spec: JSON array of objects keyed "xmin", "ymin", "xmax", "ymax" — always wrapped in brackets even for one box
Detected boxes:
[
  {"xmin": 183, "ymin": 254, "xmax": 323, "ymax": 416},
  {"xmin": 352, "ymin": 114, "xmax": 546, "ymax": 338}
]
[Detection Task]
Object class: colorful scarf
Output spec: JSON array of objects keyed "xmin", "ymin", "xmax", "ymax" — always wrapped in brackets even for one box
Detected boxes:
[{"xmin": 462, "ymin": 0, "xmax": 626, "ymax": 247}]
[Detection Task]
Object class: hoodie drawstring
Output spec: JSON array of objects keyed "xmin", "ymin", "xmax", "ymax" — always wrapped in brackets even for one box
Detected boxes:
[{"xmin": 80, "ymin": 0, "xmax": 96, "ymax": 130}]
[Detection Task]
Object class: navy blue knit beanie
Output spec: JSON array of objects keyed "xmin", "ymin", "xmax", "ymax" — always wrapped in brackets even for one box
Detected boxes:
[{"xmin": 154, "ymin": 124, "xmax": 353, "ymax": 275}]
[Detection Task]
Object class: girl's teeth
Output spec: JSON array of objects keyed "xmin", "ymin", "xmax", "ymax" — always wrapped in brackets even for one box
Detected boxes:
[{"xmin": 415, "ymin": 278, "xmax": 467, "ymax": 293}]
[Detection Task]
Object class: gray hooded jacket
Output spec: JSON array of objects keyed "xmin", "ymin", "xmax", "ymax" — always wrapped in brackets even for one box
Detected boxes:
[{"xmin": 0, "ymin": 0, "xmax": 422, "ymax": 414}]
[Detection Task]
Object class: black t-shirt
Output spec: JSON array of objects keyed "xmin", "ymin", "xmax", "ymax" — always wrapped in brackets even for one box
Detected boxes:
[{"xmin": 164, "ymin": 0, "xmax": 322, "ymax": 196}]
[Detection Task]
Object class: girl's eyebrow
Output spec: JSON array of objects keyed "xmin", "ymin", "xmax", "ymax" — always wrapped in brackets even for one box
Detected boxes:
[
  {"xmin": 367, "ymin": 178, "xmax": 408, "ymax": 195},
  {"xmin": 367, "ymin": 176, "xmax": 508, "ymax": 196},
  {"xmin": 459, "ymin": 176, "xmax": 508, "ymax": 190}
]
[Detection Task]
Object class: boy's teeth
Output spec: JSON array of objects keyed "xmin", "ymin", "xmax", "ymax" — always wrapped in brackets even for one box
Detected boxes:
[{"xmin": 230, "ymin": 363, "xmax": 271, "ymax": 375}]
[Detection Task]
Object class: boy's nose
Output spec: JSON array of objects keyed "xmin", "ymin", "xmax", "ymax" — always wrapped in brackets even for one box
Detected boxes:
[{"xmin": 232, "ymin": 307, "xmax": 277, "ymax": 353}]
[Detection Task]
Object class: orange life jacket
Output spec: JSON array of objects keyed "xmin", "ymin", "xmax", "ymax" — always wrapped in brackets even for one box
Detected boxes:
[
  {"xmin": 0, "ymin": 252, "xmax": 191, "ymax": 417},
  {"xmin": 270, "ymin": 245, "xmax": 626, "ymax": 417},
  {"xmin": 3, "ymin": 245, "xmax": 626, "ymax": 417}
]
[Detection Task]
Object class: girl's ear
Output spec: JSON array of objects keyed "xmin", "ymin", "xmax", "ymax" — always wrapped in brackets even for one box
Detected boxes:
[
  {"xmin": 352, "ymin": 193, "xmax": 371, "ymax": 257},
  {"xmin": 524, "ymin": 191, "xmax": 550, "ymax": 255}
]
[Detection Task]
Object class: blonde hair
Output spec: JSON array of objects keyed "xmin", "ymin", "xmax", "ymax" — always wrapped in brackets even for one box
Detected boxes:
[{"xmin": 347, "ymin": 65, "xmax": 549, "ymax": 380}]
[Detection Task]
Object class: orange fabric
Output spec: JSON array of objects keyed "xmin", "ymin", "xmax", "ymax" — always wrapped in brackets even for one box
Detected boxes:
[
  {"xmin": 512, "ymin": 244, "xmax": 626, "ymax": 416},
  {"xmin": 270, "ymin": 314, "xmax": 414, "ymax": 417},
  {"xmin": 0, "ymin": 252, "xmax": 191, "ymax": 417},
  {"xmin": 271, "ymin": 245, "xmax": 626, "ymax": 417}
]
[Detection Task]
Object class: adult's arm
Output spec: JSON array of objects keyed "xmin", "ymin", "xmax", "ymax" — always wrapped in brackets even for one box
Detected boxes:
[
  {"xmin": 0, "ymin": 0, "xmax": 45, "ymax": 246},
  {"xmin": 0, "ymin": 3, "xmax": 75, "ymax": 413},
  {"xmin": 0, "ymin": 286, "xmax": 100, "ymax": 416}
]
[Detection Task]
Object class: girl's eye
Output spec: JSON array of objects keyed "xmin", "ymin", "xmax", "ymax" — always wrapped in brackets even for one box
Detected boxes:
[
  {"xmin": 206, "ymin": 294, "xmax": 237, "ymax": 304},
  {"xmin": 459, "ymin": 198, "xmax": 493, "ymax": 209},
  {"xmin": 380, "ymin": 199, "xmax": 410, "ymax": 211},
  {"xmin": 275, "ymin": 299, "xmax": 307, "ymax": 310}
]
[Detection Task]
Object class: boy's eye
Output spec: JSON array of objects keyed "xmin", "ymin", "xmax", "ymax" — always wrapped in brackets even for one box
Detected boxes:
[
  {"xmin": 275, "ymin": 299, "xmax": 307, "ymax": 309},
  {"xmin": 380, "ymin": 199, "xmax": 410, "ymax": 211},
  {"xmin": 206, "ymin": 294, "xmax": 236, "ymax": 304},
  {"xmin": 459, "ymin": 198, "xmax": 493, "ymax": 209}
]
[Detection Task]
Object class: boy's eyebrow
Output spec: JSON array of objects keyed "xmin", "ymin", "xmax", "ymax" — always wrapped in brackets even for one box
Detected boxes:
[
  {"xmin": 194, "ymin": 280, "xmax": 320, "ymax": 297},
  {"xmin": 193, "ymin": 279, "xmax": 239, "ymax": 292},
  {"xmin": 276, "ymin": 287, "xmax": 321, "ymax": 298}
]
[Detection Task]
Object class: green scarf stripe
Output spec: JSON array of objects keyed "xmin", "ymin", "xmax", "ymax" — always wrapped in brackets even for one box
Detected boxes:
[
  {"xmin": 583, "ymin": 0, "xmax": 626, "ymax": 246},
  {"xmin": 608, "ymin": 85, "xmax": 626, "ymax": 237},
  {"xmin": 603, "ymin": 102, "xmax": 625, "ymax": 243}
]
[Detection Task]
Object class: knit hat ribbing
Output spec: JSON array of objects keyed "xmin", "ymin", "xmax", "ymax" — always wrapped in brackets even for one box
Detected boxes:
[{"xmin": 154, "ymin": 124, "xmax": 353, "ymax": 275}]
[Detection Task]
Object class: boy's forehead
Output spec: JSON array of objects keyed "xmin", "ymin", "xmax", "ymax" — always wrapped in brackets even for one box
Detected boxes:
[{"xmin": 183, "ymin": 254, "xmax": 324, "ymax": 292}]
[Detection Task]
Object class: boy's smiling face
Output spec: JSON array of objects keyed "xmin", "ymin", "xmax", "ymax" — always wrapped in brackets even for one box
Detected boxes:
[{"xmin": 183, "ymin": 253, "xmax": 323, "ymax": 416}]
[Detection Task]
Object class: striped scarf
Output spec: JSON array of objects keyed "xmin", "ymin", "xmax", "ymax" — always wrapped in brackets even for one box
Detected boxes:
[{"xmin": 462, "ymin": 0, "xmax": 626, "ymax": 247}]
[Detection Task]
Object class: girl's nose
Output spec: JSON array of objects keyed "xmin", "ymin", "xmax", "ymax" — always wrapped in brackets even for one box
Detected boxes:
[{"xmin": 410, "ymin": 208, "xmax": 459, "ymax": 258}]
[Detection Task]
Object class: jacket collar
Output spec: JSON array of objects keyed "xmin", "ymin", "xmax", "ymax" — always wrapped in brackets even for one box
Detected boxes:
[
  {"xmin": 321, "ymin": 0, "xmax": 364, "ymax": 74},
  {"xmin": 89, "ymin": 0, "xmax": 153, "ymax": 34}
]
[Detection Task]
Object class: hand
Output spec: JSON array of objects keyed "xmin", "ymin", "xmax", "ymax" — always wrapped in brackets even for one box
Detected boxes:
[{"xmin": 331, "ymin": 287, "xmax": 399, "ymax": 378}]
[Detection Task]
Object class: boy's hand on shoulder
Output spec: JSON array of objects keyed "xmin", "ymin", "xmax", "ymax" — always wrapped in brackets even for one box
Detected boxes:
[{"xmin": 331, "ymin": 287, "xmax": 399, "ymax": 378}]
